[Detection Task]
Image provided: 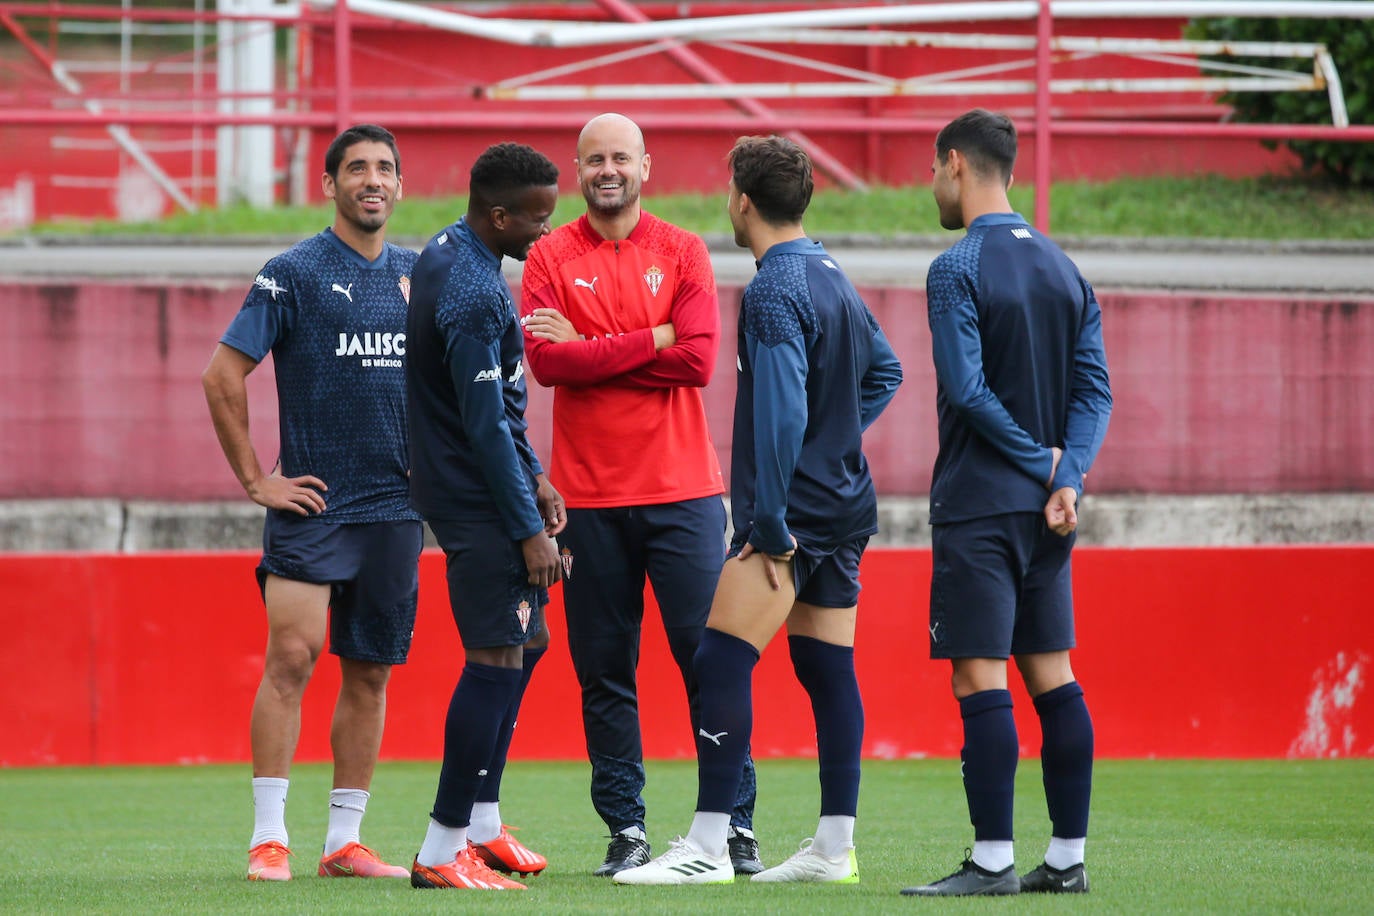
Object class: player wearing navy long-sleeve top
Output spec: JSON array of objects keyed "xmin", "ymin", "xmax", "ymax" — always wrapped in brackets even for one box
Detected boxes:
[
  {"xmin": 904, "ymin": 110, "xmax": 1112, "ymax": 899},
  {"xmin": 203, "ymin": 124, "xmax": 420, "ymax": 883},
  {"xmin": 730, "ymin": 237, "xmax": 902, "ymax": 557},
  {"xmin": 616, "ymin": 136, "xmax": 901, "ymax": 888},
  {"xmin": 404, "ymin": 143, "xmax": 564, "ymax": 892}
]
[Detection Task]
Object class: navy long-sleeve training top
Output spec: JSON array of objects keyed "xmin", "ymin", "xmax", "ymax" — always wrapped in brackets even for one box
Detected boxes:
[
  {"xmin": 926, "ymin": 211, "xmax": 1112, "ymax": 525},
  {"xmin": 406, "ymin": 218, "xmax": 544, "ymax": 540},
  {"xmin": 730, "ymin": 238, "xmax": 903, "ymax": 556}
]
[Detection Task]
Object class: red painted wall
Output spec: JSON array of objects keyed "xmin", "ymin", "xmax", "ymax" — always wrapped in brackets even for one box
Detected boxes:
[
  {"xmin": 3, "ymin": 281, "xmax": 1372, "ymax": 498},
  {"xmin": 3, "ymin": 546, "xmax": 1371, "ymax": 767}
]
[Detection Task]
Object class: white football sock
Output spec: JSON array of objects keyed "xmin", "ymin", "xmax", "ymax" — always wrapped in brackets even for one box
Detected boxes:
[
  {"xmin": 468, "ymin": 801, "xmax": 501, "ymax": 845},
  {"xmin": 811, "ymin": 815, "xmax": 856, "ymax": 859},
  {"xmin": 686, "ymin": 811, "xmax": 731, "ymax": 858},
  {"xmin": 323, "ymin": 788, "xmax": 369, "ymax": 855},
  {"xmin": 1044, "ymin": 836, "xmax": 1086, "ymax": 870},
  {"xmin": 416, "ymin": 817, "xmax": 467, "ymax": 868},
  {"xmin": 250, "ymin": 777, "xmax": 289, "ymax": 848},
  {"xmin": 972, "ymin": 839, "xmax": 1014, "ymax": 873}
]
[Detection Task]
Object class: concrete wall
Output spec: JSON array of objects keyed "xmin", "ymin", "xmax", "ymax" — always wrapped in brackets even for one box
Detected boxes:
[
  {"xmin": 4, "ymin": 494, "xmax": 1374, "ymax": 553},
  {"xmin": 4, "ymin": 280, "xmax": 1371, "ymax": 503}
]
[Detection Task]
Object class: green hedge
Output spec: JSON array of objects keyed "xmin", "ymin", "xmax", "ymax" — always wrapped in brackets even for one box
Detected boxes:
[{"xmin": 1188, "ymin": 16, "xmax": 1374, "ymax": 185}]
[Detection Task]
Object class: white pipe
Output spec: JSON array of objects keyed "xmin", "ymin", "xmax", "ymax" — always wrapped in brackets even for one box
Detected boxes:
[
  {"xmin": 306, "ymin": 0, "xmax": 537, "ymax": 44},
  {"xmin": 493, "ymin": 76, "xmax": 1316, "ymax": 102},
  {"xmin": 1053, "ymin": 2, "xmax": 1374, "ymax": 19},
  {"xmin": 1316, "ymin": 48, "xmax": 1349, "ymax": 129},
  {"xmin": 307, "ymin": 1, "xmax": 1374, "ymax": 50},
  {"xmin": 529, "ymin": 2, "xmax": 1374, "ymax": 49}
]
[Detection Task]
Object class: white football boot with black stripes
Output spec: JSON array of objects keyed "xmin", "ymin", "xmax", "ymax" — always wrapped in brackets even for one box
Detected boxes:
[{"xmin": 612, "ymin": 836, "xmax": 734, "ymax": 885}]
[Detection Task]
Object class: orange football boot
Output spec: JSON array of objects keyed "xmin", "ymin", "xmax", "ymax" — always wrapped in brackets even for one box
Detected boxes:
[
  {"xmin": 471, "ymin": 825, "xmax": 548, "ymax": 876},
  {"xmin": 409, "ymin": 846, "xmax": 527, "ymax": 890},
  {"xmin": 246, "ymin": 841, "xmax": 292, "ymax": 881},
  {"xmin": 318, "ymin": 841, "xmax": 410, "ymax": 878}
]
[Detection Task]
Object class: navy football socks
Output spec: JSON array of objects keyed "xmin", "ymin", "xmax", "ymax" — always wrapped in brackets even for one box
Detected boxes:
[
  {"xmin": 788, "ymin": 635, "xmax": 863, "ymax": 816},
  {"xmin": 476, "ymin": 645, "xmax": 546, "ymax": 805},
  {"xmin": 430, "ymin": 662, "xmax": 523, "ymax": 827},
  {"xmin": 1033, "ymin": 680, "xmax": 1094, "ymax": 839},
  {"xmin": 958, "ymin": 688, "xmax": 1018, "ymax": 841},
  {"xmin": 693, "ymin": 628, "xmax": 760, "ymax": 814}
]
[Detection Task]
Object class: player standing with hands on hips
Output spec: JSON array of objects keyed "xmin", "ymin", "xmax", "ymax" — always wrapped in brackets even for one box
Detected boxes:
[
  {"xmin": 202, "ymin": 123, "xmax": 419, "ymax": 882},
  {"xmin": 520, "ymin": 113, "xmax": 762, "ymax": 877},
  {"xmin": 404, "ymin": 142, "xmax": 564, "ymax": 891},
  {"xmin": 614, "ymin": 135, "xmax": 902, "ymax": 886},
  {"xmin": 903, "ymin": 108, "xmax": 1112, "ymax": 897}
]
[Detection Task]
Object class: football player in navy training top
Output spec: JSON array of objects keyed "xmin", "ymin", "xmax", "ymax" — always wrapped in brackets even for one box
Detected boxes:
[
  {"xmin": 615, "ymin": 135, "xmax": 902, "ymax": 887},
  {"xmin": 903, "ymin": 108, "xmax": 1112, "ymax": 897},
  {"xmin": 403, "ymin": 142, "xmax": 564, "ymax": 891},
  {"xmin": 202, "ymin": 123, "xmax": 419, "ymax": 882}
]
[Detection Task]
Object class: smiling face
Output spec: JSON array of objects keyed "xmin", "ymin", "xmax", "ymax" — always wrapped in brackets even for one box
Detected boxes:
[
  {"xmin": 323, "ymin": 139, "xmax": 401, "ymax": 236},
  {"xmin": 575, "ymin": 115, "xmax": 649, "ymax": 218},
  {"xmin": 496, "ymin": 183, "xmax": 558, "ymax": 261}
]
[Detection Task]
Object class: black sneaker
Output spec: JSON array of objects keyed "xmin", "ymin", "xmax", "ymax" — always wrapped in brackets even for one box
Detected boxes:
[
  {"xmin": 1021, "ymin": 860, "xmax": 1089, "ymax": 893},
  {"xmin": 727, "ymin": 827, "xmax": 763, "ymax": 875},
  {"xmin": 593, "ymin": 833, "xmax": 651, "ymax": 877},
  {"xmin": 900, "ymin": 851, "xmax": 1020, "ymax": 896}
]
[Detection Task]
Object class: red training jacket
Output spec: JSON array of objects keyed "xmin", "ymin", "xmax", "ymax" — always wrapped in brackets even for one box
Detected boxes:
[{"xmin": 520, "ymin": 212, "xmax": 724, "ymax": 508}]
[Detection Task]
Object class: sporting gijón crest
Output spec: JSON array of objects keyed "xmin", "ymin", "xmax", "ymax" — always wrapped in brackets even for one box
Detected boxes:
[{"xmin": 643, "ymin": 265, "xmax": 664, "ymax": 296}]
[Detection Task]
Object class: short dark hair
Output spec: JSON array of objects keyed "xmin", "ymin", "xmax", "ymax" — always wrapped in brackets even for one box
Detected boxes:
[
  {"xmin": 469, "ymin": 142, "xmax": 560, "ymax": 211},
  {"xmin": 324, "ymin": 124, "xmax": 401, "ymax": 178},
  {"xmin": 935, "ymin": 109, "xmax": 1017, "ymax": 185},
  {"xmin": 728, "ymin": 135, "xmax": 813, "ymax": 225}
]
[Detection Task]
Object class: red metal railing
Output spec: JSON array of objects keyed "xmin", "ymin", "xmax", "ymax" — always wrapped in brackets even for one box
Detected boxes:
[{"xmin": 1, "ymin": 0, "xmax": 1371, "ymax": 226}]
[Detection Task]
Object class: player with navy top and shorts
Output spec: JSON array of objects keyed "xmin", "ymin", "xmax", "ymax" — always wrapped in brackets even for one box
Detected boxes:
[
  {"xmin": 202, "ymin": 124, "xmax": 420, "ymax": 882},
  {"xmin": 615, "ymin": 136, "xmax": 902, "ymax": 887},
  {"xmin": 903, "ymin": 109, "xmax": 1112, "ymax": 898},
  {"xmin": 404, "ymin": 142, "xmax": 564, "ymax": 892}
]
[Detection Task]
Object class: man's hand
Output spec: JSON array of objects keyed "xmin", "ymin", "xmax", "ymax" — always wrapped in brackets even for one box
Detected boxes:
[
  {"xmin": 535, "ymin": 473, "xmax": 567, "ymax": 536},
  {"xmin": 522, "ymin": 308, "xmax": 582, "ymax": 343},
  {"xmin": 521, "ymin": 531, "xmax": 561, "ymax": 587},
  {"xmin": 1044, "ymin": 486, "xmax": 1078, "ymax": 536},
  {"xmin": 651, "ymin": 321, "xmax": 677, "ymax": 351},
  {"xmin": 246, "ymin": 468, "xmax": 328, "ymax": 515},
  {"xmin": 737, "ymin": 537, "xmax": 796, "ymax": 591}
]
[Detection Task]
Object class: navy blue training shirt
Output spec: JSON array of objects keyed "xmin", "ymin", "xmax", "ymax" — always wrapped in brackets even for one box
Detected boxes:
[
  {"xmin": 730, "ymin": 238, "xmax": 903, "ymax": 556},
  {"xmin": 926, "ymin": 211, "xmax": 1112, "ymax": 525},
  {"xmin": 220, "ymin": 228, "xmax": 419, "ymax": 524},
  {"xmin": 405, "ymin": 218, "xmax": 545, "ymax": 540}
]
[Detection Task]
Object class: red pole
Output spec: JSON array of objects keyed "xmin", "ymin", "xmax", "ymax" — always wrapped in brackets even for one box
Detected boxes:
[
  {"xmin": 1034, "ymin": 0, "xmax": 1053, "ymax": 233},
  {"xmin": 333, "ymin": 0, "xmax": 351, "ymax": 136}
]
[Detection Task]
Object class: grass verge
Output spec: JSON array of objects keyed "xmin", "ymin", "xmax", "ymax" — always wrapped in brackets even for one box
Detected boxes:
[{"xmin": 24, "ymin": 175, "xmax": 1374, "ymax": 243}]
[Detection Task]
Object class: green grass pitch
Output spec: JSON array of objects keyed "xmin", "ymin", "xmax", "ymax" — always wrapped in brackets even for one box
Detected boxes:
[{"xmin": 2, "ymin": 758, "xmax": 1371, "ymax": 913}]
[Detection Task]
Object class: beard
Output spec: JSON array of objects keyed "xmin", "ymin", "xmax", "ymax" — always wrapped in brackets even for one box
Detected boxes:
[{"xmin": 583, "ymin": 183, "xmax": 638, "ymax": 217}]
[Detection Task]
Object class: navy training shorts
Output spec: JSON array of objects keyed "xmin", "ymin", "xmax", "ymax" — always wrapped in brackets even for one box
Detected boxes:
[
  {"xmin": 928, "ymin": 512, "xmax": 1076, "ymax": 660},
  {"xmin": 728, "ymin": 535, "xmax": 869, "ymax": 609},
  {"xmin": 427, "ymin": 517, "xmax": 549, "ymax": 650},
  {"xmin": 257, "ymin": 513, "xmax": 423, "ymax": 665}
]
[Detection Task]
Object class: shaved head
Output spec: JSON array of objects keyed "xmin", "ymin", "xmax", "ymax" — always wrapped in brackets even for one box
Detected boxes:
[
  {"xmin": 577, "ymin": 112, "xmax": 644, "ymax": 160},
  {"xmin": 575, "ymin": 112, "xmax": 651, "ymax": 229}
]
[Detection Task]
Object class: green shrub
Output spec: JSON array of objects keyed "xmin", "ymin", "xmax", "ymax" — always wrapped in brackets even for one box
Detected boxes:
[{"xmin": 1188, "ymin": 16, "xmax": 1374, "ymax": 185}]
